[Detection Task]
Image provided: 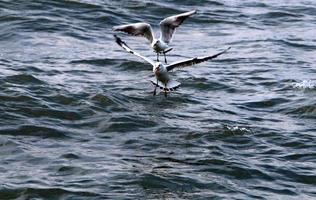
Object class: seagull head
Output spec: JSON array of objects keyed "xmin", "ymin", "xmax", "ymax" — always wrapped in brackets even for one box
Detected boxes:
[
  {"xmin": 153, "ymin": 62, "xmax": 163, "ymax": 73},
  {"xmin": 151, "ymin": 39, "xmax": 160, "ymax": 49}
]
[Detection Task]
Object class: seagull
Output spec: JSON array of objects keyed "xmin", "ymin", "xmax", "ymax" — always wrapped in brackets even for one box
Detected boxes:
[
  {"xmin": 113, "ymin": 10, "xmax": 196, "ymax": 64},
  {"xmin": 114, "ymin": 35, "xmax": 231, "ymax": 97}
]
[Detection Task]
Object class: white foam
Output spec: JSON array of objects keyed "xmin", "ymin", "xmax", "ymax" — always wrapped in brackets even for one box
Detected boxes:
[
  {"xmin": 292, "ymin": 80, "xmax": 316, "ymax": 89},
  {"xmin": 225, "ymin": 126, "xmax": 252, "ymax": 134}
]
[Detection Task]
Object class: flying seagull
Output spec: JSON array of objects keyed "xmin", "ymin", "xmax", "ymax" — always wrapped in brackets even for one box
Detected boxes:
[
  {"xmin": 113, "ymin": 10, "xmax": 196, "ymax": 64},
  {"xmin": 114, "ymin": 35, "xmax": 231, "ymax": 97}
]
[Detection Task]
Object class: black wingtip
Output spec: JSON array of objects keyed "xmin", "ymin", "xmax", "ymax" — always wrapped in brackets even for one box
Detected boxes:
[
  {"xmin": 114, "ymin": 34, "xmax": 129, "ymax": 48},
  {"xmin": 113, "ymin": 34, "xmax": 121, "ymax": 44},
  {"xmin": 224, "ymin": 46, "xmax": 231, "ymax": 51},
  {"xmin": 222, "ymin": 46, "xmax": 231, "ymax": 54}
]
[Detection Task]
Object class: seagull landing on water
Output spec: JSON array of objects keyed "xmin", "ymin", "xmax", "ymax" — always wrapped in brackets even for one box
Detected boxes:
[
  {"xmin": 114, "ymin": 35, "xmax": 231, "ymax": 97},
  {"xmin": 113, "ymin": 10, "xmax": 196, "ymax": 64}
]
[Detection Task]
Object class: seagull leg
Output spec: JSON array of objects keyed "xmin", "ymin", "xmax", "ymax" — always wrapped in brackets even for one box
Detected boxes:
[
  {"xmin": 164, "ymin": 52, "xmax": 167, "ymax": 64},
  {"xmin": 156, "ymin": 53, "xmax": 159, "ymax": 62},
  {"xmin": 164, "ymin": 84, "xmax": 167, "ymax": 98},
  {"xmin": 153, "ymin": 79, "xmax": 158, "ymax": 96}
]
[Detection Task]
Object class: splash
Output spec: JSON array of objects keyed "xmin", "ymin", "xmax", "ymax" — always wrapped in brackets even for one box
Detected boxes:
[
  {"xmin": 292, "ymin": 80, "xmax": 316, "ymax": 89},
  {"xmin": 223, "ymin": 125, "xmax": 252, "ymax": 135}
]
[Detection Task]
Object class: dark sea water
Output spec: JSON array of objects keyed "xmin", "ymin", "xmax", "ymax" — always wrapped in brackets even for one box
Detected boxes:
[{"xmin": 1, "ymin": 0, "xmax": 316, "ymax": 199}]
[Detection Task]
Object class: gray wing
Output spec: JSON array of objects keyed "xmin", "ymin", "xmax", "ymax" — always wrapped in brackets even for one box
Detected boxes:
[
  {"xmin": 159, "ymin": 10, "xmax": 196, "ymax": 44},
  {"xmin": 114, "ymin": 35, "xmax": 155, "ymax": 66},
  {"xmin": 166, "ymin": 47, "xmax": 231, "ymax": 72},
  {"xmin": 113, "ymin": 23, "xmax": 154, "ymax": 43}
]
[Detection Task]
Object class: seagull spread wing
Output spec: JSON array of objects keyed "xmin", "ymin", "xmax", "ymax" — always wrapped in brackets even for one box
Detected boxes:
[
  {"xmin": 113, "ymin": 23, "xmax": 155, "ymax": 43},
  {"xmin": 159, "ymin": 10, "xmax": 196, "ymax": 44},
  {"xmin": 114, "ymin": 35, "xmax": 155, "ymax": 66},
  {"xmin": 166, "ymin": 47, "xmax": 231, "ymax": 72}
]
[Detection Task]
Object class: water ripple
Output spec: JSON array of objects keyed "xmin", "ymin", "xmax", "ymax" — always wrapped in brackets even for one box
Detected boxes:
[{"xmin": 1, "ymin": 0, "xmax": 316, "ymax": 199}]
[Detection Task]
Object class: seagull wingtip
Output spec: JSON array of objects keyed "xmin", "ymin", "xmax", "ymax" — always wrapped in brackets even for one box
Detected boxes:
[
  {"xmin": 113, "ymin": 34, "xmax": 121, "ymax": 44},
  {"xmin": 222, "ymin": 46, "xmax": 231, "ymax": 54},
  {"xmin": 184, "ymin": 10, "xmax": 197, "ymax": 15},
  {"xmin": 190, "ymin": 10, "xmax": 197, "ymax": 15}
]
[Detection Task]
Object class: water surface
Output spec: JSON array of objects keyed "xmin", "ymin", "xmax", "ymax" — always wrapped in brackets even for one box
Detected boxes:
[{"xmin": 0, "ymin": 0, "xmax": 316, "ymax": 199}]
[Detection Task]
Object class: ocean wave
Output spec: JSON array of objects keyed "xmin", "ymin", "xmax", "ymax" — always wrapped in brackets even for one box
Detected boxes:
[
  {"xmin": 5, "ymin": 74, "xmax": 45, "ymax": 85},
  {"xmin": 1, "ymin": 0, "xmax": 316, "ymax": 199}
]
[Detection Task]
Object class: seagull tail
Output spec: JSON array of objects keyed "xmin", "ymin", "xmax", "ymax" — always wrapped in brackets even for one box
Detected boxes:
[
  {"xmin": 150, "ymin": 79, "xmax": 181, "ymax": 92},
  {"xmin": 163, "ymin": 48, "xmax": 173, "ymax": 54}
]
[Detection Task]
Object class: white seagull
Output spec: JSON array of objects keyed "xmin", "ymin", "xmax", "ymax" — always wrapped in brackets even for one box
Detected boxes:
[
  {"xmin": 113, "ymin": 10, "xmax": 196, "ymax": 64},
  {"xmin": 114, "ymin": 35, "xmax": 231, "ymax": 97}
]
